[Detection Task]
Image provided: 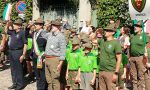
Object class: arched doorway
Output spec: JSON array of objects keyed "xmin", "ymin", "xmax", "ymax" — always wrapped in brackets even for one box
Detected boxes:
[{"xmin": 39, "ymin": 0, "xmax": 79, "ymax": 26}]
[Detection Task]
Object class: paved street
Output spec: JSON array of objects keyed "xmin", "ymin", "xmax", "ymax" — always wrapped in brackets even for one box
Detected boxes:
[{"xmin": 0, "ymin": 64, "xmax": 36, "ymax": 90}]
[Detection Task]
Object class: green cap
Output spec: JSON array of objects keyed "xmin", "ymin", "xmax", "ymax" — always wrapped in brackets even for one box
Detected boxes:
[
  {"xmin": 71, "ymin": 29, "xmax": 76, "ymax": 33},
  {"xmin": 104, "ymin": 23, "xmax": 117, "ymax": 32},
  {"xmin": 80, "ymin": 33, "xmax": 89, "ymax": 40},
  {"xmin": 51, "ymin": 19, "xmax": 62, "ymax": 26},
  {"xmin": 14, "ymin": 18, "xmax": 23, "ymax": 25},
  {"xmin": 134, "ymin": 20, "xmax": 142, "ymax": 27},
  {"xmin": 72, "ymin": 36, "xmax": 80, "ymax": 45},
  {"xmin": 63, "ymin": 30, "xmax": 70, "ymax": 37},
  {"xmin": 34, "ymin": 18, "xmax": 44, "ymax": 24},
  {"xmin": 84, "ymin": 43, "xmax": 92, "ymax": 49},
  {"xmin": 82, "ymin": 38, "xmax": 90, "ymax": 43}
]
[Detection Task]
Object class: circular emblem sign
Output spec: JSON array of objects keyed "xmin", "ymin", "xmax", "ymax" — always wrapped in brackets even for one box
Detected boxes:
[{"xmin": 16, "ymin": 1, "xmax": 26, "ymax": 14}]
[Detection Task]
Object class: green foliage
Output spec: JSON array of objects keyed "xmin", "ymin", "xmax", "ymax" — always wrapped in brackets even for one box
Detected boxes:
[
  {"xmin": 96, "ymin": 0, "xmax": 131, "ymax": 28},
  {"xmin": 0, "ymin": 0, "xmax": 32, "ymax": 22},
  {"xmin": 0, "ymin": 0, "xmax": 7, "ymax": 18},
  {"xmin": 24, "ymin": 0, "xmax": 33, "ymax": 21}
]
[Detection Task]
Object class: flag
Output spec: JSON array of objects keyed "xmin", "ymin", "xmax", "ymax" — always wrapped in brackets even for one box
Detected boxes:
[{"xmin": 3, "ymin": 3, "xmax": 12, "ymax": 21}]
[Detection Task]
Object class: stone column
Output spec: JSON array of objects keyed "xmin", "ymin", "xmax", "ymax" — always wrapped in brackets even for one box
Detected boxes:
[
  {"xmin": 78, "ymin": 0, "xmax": 91, "ymax": 27},
  {"xmin": 32, "ymin": 0, "xmax": 40, "ymax": 20}
]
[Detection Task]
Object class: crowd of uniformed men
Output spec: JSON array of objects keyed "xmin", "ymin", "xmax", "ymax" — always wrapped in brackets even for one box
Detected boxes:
[{"xmin": 0, "ymin": 17, "xmax": 150, "ymax": 90}]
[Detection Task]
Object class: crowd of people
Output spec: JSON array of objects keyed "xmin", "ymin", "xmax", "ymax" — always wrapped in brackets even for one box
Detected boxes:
[{"xmin": 0, "ymin": 17, "xmax": 150, "ymax": 90}]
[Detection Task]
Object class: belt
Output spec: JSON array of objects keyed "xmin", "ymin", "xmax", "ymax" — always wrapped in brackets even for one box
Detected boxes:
[
  {"xmin": 45, "ymin": 55, "xmax": 58, "ymax": 58},
  {"xmin": 9, "ymin": 48, "xmax": 23, "ymax": 50},
  {"xmin": 130, "ymin": 55, "xmax": 143, "ymax": 57}
]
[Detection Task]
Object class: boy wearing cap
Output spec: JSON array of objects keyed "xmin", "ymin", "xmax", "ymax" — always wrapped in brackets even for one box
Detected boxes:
[
  {"xmin": 98, "ymin": 23, "xmax": 122, "ymax": 90},
  {"xmin": 80, "ymin": 33, "xmax": 90, "ymax": 52},
  {"xmin": 5, "ymin": 18, "xmax": 27, "ymax": 90},
  {"xmin": 91, "ymin": 45, "xmax": 99, "ymax": 90},
  {"xmin": 77, "ymin": 43, "xmax": 97, "ymax": 90},
  {"xmin": 129, "ymin": 20, "xmax": 150, "ymax": 90},
  {"xmin": 67, "ymin": 29, "xmax": 77, "ymax": 51},
  {"xmin": 66, "ymin": 36, "xmax": 81, "ymax": 90}
]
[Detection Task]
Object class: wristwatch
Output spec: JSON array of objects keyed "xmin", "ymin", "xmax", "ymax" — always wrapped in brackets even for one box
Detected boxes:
[{"xmin": 114, "ymin": 72, "xmax": 119, "ymax": 75}]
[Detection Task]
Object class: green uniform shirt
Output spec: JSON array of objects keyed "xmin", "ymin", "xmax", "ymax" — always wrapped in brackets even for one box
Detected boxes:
[
  {"xmin": 79, "ymin": 47, "xmax": 85, "ymax": 55},
  {"xmin": 66, "ymin": 46, "xmax": 71, "ymax": 60},
  {"xmin": 130, "ymin": 34, "xmax": 150, "ymax": 57},
  {"xmin": 91, "ymin": 49, "xmax": 98, "ymax": 56},
  {"xmin": 120, "ymin": 53, "xmax": 128, "ymax": 68},
  {"xmin": 148, "ymin": 48, "xmax": 150, "ymax": 63},
  {"xmin": 67, "ymin": 49, "xmax": 81, "ymax": 70},
  {"xmin": 114, "ymin": 28, "xmax": 121, "ymax": 39},
  {"xmin": 67, "ymin": 40, "xmax": 72, "ymax": 51},
  {"xmin": 27, "ymin": 38, "xmax": 32, "ymax": 50},
  {"xmin": 98, "ymin": 39, "xmax": 122, "ymax": 72},
  {"xmin": 79, "ymin": 53, "xmax": 97, "ymax": 72},
  {"xmin": 91, "ymin": 49, "xmax": 99, "ymax": 73}
]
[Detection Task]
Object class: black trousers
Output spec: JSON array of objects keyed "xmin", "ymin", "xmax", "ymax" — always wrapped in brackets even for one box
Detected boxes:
[
  {"xmin": 33, "ymin": 57, "xmax": 48, "ymax": 90},
  {"xmin": 8, "ymin": 49, "xmax": 24, "ymax": 90}
]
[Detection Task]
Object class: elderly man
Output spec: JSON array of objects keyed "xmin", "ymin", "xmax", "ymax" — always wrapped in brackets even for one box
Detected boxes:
[
  {"xmin": 5, "ymin": 18, "xmax": 27, "ymax": 90},
  {"xmin": 44, "ymin": 19, "xmax": 66, "ymax": 90}
]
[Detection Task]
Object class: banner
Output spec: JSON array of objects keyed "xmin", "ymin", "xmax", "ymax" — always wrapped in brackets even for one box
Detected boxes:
[
  {"xmin": 3, "ymin": 3, "xmax": 12, "ymax": 20},
  {"xmin": 129, "ymin": 0, "xmax": 150, "ymax": 20}
]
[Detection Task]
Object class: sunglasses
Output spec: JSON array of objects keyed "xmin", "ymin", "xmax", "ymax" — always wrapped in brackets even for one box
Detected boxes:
[
  {"xmin": 134, "ymin": 25, "xmax": 142, "ymax": 28},
  {"xmin": 105, "ymin": 30, "xmax": 114, "ymax": 32}
]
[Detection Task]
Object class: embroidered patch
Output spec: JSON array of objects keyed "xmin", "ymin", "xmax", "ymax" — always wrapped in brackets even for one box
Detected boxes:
[
  {"xmin": 74, "ymin": 54, "xmax": 77, "ymax": 58},
  {"xmin": 50, "ymin": 45, "xmax": 54, "ymax": 48},
  {"xmin": 16, "ymin": 34, "xmax": 19, "ymax": 38},
  {"xmin": 140, "ymin": 36, "xmax": 142, "ymax": 40},
  {"xmin": 88, "ymin": 60, "xmax": 92, "ymax": 65},
  {"xmin": 108, "ymin": 44, "xmax": 112, "ymax": 49}
]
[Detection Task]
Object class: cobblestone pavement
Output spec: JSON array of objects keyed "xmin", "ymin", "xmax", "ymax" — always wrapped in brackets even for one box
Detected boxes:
[
  {"xmin": 0, "ymin": 64, "xmax": 132, "ymax": 90},
  {"xmin": 0, "ymin": 64, "xmax": 36, "ymax": 90}
]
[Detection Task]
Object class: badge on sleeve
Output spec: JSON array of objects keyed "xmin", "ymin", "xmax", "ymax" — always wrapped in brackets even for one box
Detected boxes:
[{"xmin": 50, "ymin": 45, "xmax": 54, "ymax": 48}]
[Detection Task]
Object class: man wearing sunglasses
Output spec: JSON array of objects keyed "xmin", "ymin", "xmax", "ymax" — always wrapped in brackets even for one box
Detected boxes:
[{"xmin": 98, "ymin": 23, "xmax": 122, "ymax": 90}]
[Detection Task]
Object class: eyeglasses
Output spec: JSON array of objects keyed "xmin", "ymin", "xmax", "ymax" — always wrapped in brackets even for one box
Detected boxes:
[{"xmin": 105, "ymin": 30, "xmax": 114, "ymax": 32}]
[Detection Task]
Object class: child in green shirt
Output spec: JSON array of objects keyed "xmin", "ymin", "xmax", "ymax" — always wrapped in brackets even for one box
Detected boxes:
[
  {"xmin": 66, "ymin": 37, "xmax": 81, "ymax": 90},
  {"xmin": 77, "ymin": 43, "xmax": 97, "ymax": 90}
]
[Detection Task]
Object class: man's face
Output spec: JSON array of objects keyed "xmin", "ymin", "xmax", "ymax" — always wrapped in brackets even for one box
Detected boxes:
[
  {"xmin": 84, "ymin": 48, "xmax": 92, "ymax": 54},
  {"xmin": 86, "ymin": 21, "xmax": 90, "ymax": 26},
  {"xmin": 51, "ymin": 25, "xmax": 59, "ymax": 32},
  {"xmin": 135, "ymin": 0, "xmax": 142, "ymax": 9},
  {"xmin": 96, "ymin": 31, "xmax": 103, "ymax": 38},
  {"xmin": 120, "ymin": 27, "xmax": 124, "ymax": 34},
  {"xmin": 72, "ymin": 44, "xmax": 79, "ymax": 51},
  {"xmin": 104, "ymin": 30, "xmax": 115, "ymax": 37},
  {"xmin": 35, "ymin": 24, "xmax": 43, "ymax": 30},
  {"xmin": 135, "ymin": 26, "xmax": 142, "ymax": 33},
  {"xmin": 0, "ymin": 22, "xmax": 2, "ymax": 26},
  {"xmin": 13, "ymin": 24, "xmax": 21, "ymax": 30}
]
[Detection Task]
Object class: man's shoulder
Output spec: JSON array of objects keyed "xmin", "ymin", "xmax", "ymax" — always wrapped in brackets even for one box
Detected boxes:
[
  {"xmin": 111, "ymin": 39, "xmax": 120, "ymax": 44},
  {"xmin": 41, "ymin": 30, "xmax": 48, "ymax": 34},
  {"xmin": 58, "ymin": 32, "xmax": 65, "ymax": 37}
]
